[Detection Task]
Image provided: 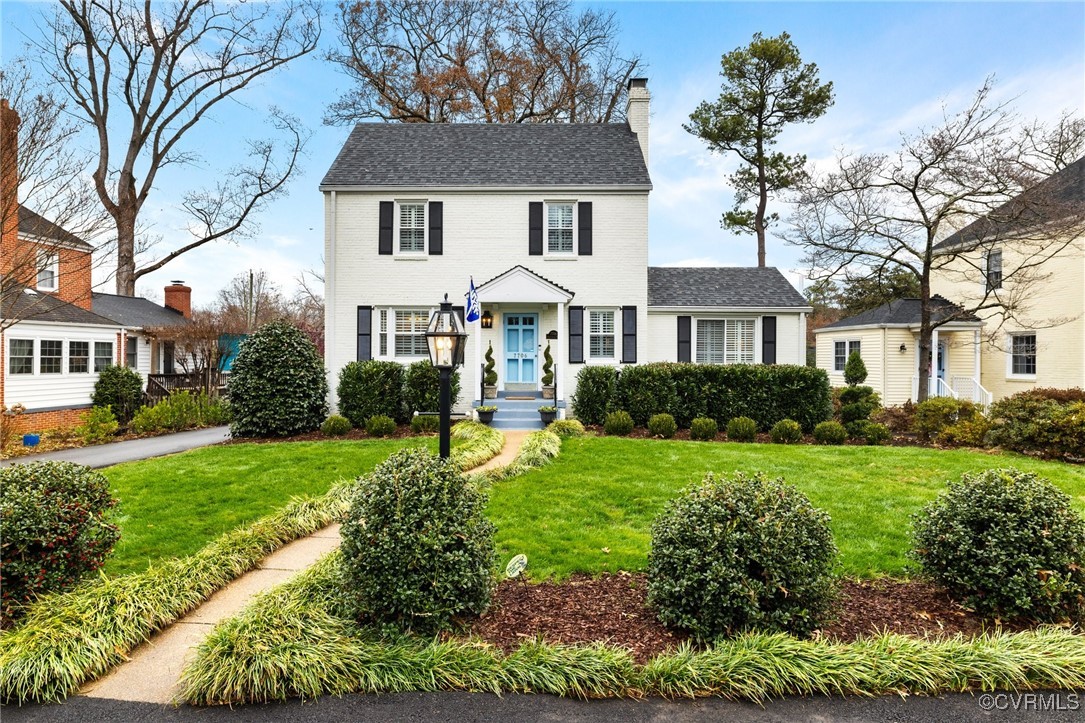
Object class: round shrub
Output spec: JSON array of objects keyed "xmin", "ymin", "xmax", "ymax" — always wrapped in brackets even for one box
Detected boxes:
[
  {"xmin": 862, "ymin": 422, "xmax": 891, "ymax": 445},
  {"xmin": 339, "ymin": 449, "xmax": 495, "ymax": 633},
  {"xmin": 77, "ymin": 406, "xmax": 120, "ymax": 443},
  {"xmin": 812, "ymin": 420, "xmax": 847, "ymax": 445},
  {"xmin": 986, "ymin": 391, "xmax": 1085, "ymax": 460},
  {"xmin": 410, "ymin": 414, "xmax": 440, "ymax": 434},
  {"xmin": 689, "ymin": 416, "xmax": 718, "ymax": 441},
  {"xmin": 547, "ymin": 419, "xmax": 585, "ymax": 438},
  {"xmin": 365, "ymin": 415, "xmax": 397, "ymax": 437},
  {"xmin": 910, "ymin": 468, "xmax": 1085, "ymax": 620},
  {"xmin": 404, "ymin": 360, "xmax": 461, "ymax": 415},
  {"xmin": 0, "ymin": 462, "xmax": 120, "ymax": 621},
  {"xmin": 228, "ymin": 321, "xmax": 328, "ymax": 437},
  {"xmin": 337, "ymin": 360, "xmax": 405, "ymax": 426},
  {"xmin": 936, "ymin": 417, "xmax": 990, "ymax": 447},
  {"xmin": 572, "ymin": 365, "xmax": 618, "ymax": 426},
  {"xmin": 603, "ymin": 410, "xmax": 634, "ymax": 436},
  {"xmin": 725, "ymin": 416, "xmax": 758, "ymax": 442},
  {"xmin": 648, "ymin": 471, "xmax": 838, "ymax": 638},
  {"xmin": 91, "ymin": 365, "xmax": 144, "ymax": 424},
  {"xmin": 321, "ymin": 414, "xmax": 352, "ymax": 437},
  {"xmin": 912, "ymin": 397, "xmax": 979, "ymax": 439},
  {"xmin": 770, "ymin": 419, "xmax": 803, "ymax": 444},
  {"xmin": 648, "ymin": 413, "xmax": 677, "ymax": 439}
]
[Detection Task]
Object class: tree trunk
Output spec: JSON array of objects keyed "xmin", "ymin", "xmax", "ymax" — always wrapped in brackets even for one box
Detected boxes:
[
  {"xmin": 755, "ymin": 118, "xmax": 767, "ymax": 267},
  {"xmin": 114, "ymin": 211, "xmax": 137, "ymax": 296},
  {"xmin": 916, "ymin": 273, "xmax": 932, "ymax": 403}
]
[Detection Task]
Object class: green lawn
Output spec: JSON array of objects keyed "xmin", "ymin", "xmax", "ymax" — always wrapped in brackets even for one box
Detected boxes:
[
  {"xmin": 487, "ymin": 437, "xmax": 1085, "ymax": 580},
  {"xmin": 102, "ymin": 439, "xmax": 425, "ymax": 575}
]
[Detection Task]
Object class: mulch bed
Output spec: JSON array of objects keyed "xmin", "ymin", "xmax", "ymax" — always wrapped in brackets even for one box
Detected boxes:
[
  {"xmin": 221, "ymin": 425, "xmax": 426, "ymax": 444},
  {"xmin": 467, "ymin": 573, "xmax": 1030, "ymax": 664}
]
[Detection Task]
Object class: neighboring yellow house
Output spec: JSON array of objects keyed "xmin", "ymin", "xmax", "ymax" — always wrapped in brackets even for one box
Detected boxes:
[{"xmin": 816, "ymin": 157, "xmax": 1085, "ymax": 406}]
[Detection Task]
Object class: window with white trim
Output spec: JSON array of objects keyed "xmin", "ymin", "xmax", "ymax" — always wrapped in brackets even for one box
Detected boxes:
[
  {"xmin": 547, "ymin": 202, "xmax": 574, "ymax": 254},
  {"xmin": 833, "ymin": 339, "xmax": 861, "ymax": 372},
  {"xmin": 70, "ymin": 341, "xmax": 89, "ymax": 373},
  {"xmin": 94, "ymin": 341, "xmax": 113, "ymax": 372},
  {"xmin": 588, "ymin": 309, "xmax": 615, "ymax": 359},
  {"xmin": 40, "ymin": 339, "xmax": 63, "ymax": 374},
  {"xmin": 398, "ymin": 202, "xmax": 426, "ymax": 253},
  {"xmin": 377, "ymin": 309, "xmax": 429, "ymax": 358},
  {"xmin": 8, "ymin": 339, "xmax": 33, "ymax": 375},
  {"xmin": 126, "ymin": 337, "xmax": 138, "ymax": 368},
  {"xmin": 37, "ymin": 252, "xmax": 58, "ymax": 291},
  {"xmin": 697, "ymin": 319, "xmax": 755, "ymax": 364},
  {"xmin": 985, "ymin": 248, "xmax": 1003, "ymax": 292},
  {"xmin": 1009, "ymin": 333, "xmax": 1036, "ymax": 376}
]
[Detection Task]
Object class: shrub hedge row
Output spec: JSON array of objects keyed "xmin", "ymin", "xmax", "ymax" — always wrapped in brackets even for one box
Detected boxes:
[
  {"xmin": 337, "ymin": 360, "xmax": 461, "ymax": 426},
  {"xmin": 573, "ymin": 363, "xmax": 832, "ymax": 431}
]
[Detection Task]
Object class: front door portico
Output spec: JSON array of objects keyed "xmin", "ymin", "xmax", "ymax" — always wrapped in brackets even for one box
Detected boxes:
[{"xmin": 504, "ymin": 313, "xmax": 538, "ymax": 389}]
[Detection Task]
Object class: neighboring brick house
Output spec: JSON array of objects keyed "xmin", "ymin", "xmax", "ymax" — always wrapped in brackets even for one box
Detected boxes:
[{"xmin": 321, "ymin": 78, "xmax": 810, "ymax": 420}]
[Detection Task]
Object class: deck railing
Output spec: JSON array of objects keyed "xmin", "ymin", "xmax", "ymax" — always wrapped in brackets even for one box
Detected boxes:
[{"xmin": 146, "ymin": 370, "xmax": 228, "ymax": 405}]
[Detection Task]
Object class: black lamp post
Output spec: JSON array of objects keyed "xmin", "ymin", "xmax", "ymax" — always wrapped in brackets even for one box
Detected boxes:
[{"xmin": 425, "ymin": 294, "xmax": 468, "ymax": 459}]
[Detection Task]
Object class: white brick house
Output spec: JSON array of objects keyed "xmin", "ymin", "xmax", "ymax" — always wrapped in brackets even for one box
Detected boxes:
[{"xmin": 321, "ymin": 79, "xmax": 810, "ymax": 416}]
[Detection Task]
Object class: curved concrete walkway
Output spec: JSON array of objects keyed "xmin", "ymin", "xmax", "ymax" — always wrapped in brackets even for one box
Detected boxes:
[{"xmin": 0, "ymin": 427, "xmax": 231, "ymax": 469}]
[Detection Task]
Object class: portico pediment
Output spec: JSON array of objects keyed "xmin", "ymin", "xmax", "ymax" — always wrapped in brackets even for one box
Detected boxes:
[{"xmin": 474, "ymin": 265, "xmax": 574, "ymax": 304}]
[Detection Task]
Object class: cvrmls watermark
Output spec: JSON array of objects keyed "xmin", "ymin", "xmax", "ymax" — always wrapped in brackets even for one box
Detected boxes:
[{"xmin": 978, "ymin": 693, "xmax": 1079, "ymax": 712}]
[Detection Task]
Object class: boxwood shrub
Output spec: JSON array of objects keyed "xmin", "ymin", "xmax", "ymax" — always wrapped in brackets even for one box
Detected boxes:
[
  {"xmin": 690, "ymin": 416, "xmax": 718, "ymax": 441},
  {"xmin": 410, "ymin": 414, "xmax": 440, "ymax": 434},
  {"xmin": 770, "ymin": 419, "xmax": 803, "ymax": 444},
  {"xmin": 725, "ymin": 416, "xmax": 758, "ymax": 442},
  {"xmin": 912, "ymin": 397, "xmax": 980, "ymax": 439},
  {"xmin": 404, "ymin": 360, "xmax": 461, "ymax": 415},
  {"xmin": 648, "ymin": 471, "xmax": 838, "ymax": 638},
  {"xmin": 603, "ymin": 410, "xmax": 634, "ymax": 436},
  {"xmin": 320, "ymin": 414, "xmax": 352, "ymax": 437},
  {"xmin": 813, "ymin": 420, "xmax": 847, "ymax": 445},
  {"xmin": 228, "ymin": 321, "xmax": 328, "ymax": 437},
  {"xmin": 0, "ymin": 462, "xmax": 120, "ymax": 622},
  {"xmin": 648, "ymin": 413, "xmax": 678, "ymax": 439},
  {"xmin": 337, "ymin": 360, "xmax": 406, "ymax": 426},
  {"xmin": 572, "ymin": 366, "xmax": 618, "ymax": 425},
  {"xmin": 365, "ymin": 415, "xmax": 397, "ymax": 437},
  {"xmin": 910, "ymin": 468, "xmax": 1085, "ymax": 621},
  {"xmin": 339, "ymin": 449, "xmax": 495, "ymax": 633},
  {"xmin": 91, "ymin": 365, "xmax": 144, "ymax": 424}
]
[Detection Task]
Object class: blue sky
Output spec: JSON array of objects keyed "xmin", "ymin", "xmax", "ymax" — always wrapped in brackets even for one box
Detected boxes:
[{"xmin": 2, "ymin": 1, "xmax": 1083, "ymax": 303}]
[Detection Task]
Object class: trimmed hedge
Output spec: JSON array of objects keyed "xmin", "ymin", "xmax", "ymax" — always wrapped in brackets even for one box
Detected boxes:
[
  {"xmin": 572, "ymin": 366, "xmax": 618, "ymax": 426},
  {"xmin": 91, "ymin": 366, "xmax": 144, "ymax": 424},
  {"xmin": 614, "ymin": 365, "xmax": 678, "ymax": 427},
  {"xmin": 337, "ymin": 361, "xmax": 406, "ymax": 426},
  {"xmin": 404, "ymin": 360, "xmax": 461, "ymax": 415}
]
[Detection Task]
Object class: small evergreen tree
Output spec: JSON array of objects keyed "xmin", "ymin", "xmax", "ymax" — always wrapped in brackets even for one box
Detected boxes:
[
  {"xmin": 483, "ymin": 342, "xmax": 497, "ymax": 386},
  {"xmin": 843, "ymin": 350, "xmax": 867, "ymax": 386},
  {"xmin": 541, "ymin": 343, "xmax": 554, "ymax": 386}
]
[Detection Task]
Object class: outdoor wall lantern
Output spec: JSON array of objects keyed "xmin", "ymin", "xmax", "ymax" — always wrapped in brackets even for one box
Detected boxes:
[
  {"xmin": 899, "ymin": 343, "xmax": 908, "ymax": 354},
  {"xmin": 426, "ymin": 294, "xmax": 468, "ymax": 459},
  {"xmin": 546, "ymin": 329, "xmax": 559, "ymax": 340},
  {"xmin": 480, "ymin": 310, "xmax": 493, "ymax": 329}
]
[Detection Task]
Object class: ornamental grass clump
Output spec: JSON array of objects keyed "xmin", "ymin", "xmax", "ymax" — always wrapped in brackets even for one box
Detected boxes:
[
  {"xmin": 647, "ymin": 471, "xmax": 838, "ymax": 639},
  {"xmin": 547, "ymin": 419, "xmax": 585, "ymax": 438},
  {"xmin": 910, "ymin": 468, "xmax": 1085, "ymax": 621},
  {"xmin": 340, "ymin": 449, "xmax": 496, "ymax": 634}
]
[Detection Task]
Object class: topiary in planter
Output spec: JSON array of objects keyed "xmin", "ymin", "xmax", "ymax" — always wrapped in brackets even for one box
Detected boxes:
[
  {"xmin": 1, "ymin": 461, "xmax": 120, "ymax": 621},
  {"xmin": 340, "ymin": 448, "xmax": 495, "ymax": 633},
  {"xmin": 321, "ymin": 414, "xmax": 352, "ymax": 437},
  {"xmin": 770, "ymin": 419, "xmax": 803, "ymax": 444},
  {"xmin": 227, "ymin": 321, "xmax": 328, "ymax": 437},
  {"xmin": 483, "ymin": 342, "xmax": 498, "ymax": 387},
  {"xmin": 541, "ymin": 343, "xmax": 554, "ymax": 387},
  {"xmin": 603, "ymin": 410, "xmax": 634, "ymax": 436},
  {"xmin": 910, "ymin": 468, "xmax": 1085, "ymax": 621},
  {"xmin": 91, "ymin": 365, "xmax": 144, "ymax": 424},
  {"xmin": 648, "ymin": 413, "xmax": 677, "ymax": 439},
  {"xmin": 648, "ymin": 471, "xmax": 837, "ymax": 638},
  {"xmin": 812, "ymin": 420, "xmax": 847, "ymax": 445},
  {"xmin": 689, "ymin": 416, "xmax": 718, "ymax": 441},
  {"xmin": 726, "ymin": 416, "xmax": 758, "ymax": 442}
]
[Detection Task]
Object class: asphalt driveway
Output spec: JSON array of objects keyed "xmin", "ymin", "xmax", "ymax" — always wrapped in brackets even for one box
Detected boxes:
[{"xmin": 0, "ymin": 426, "xmax": 231, "ymax": 469}]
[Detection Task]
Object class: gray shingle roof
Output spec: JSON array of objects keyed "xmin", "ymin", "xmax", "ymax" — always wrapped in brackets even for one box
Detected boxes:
[
  {"xmin": 92, "ymin": 293, "xmax": 189, "ymax": 329},
  {"xmin": 935, "ymin": 156, "xmax": 1085, "ymax": 251},
  {"xmin": 321, "ymin": 123, "xmax": 651, "ymax": 188},
  {"xmin": 820, "ymin": 296, "xmax": 980, "ymax": 330},
  {"xmin": 18, "ymin": 206, "xmax": 93, "ymax": 250},
  {"xmin": 2, "ymin": 284, "xmax": 119, "ymax": 326},
  {"xmin": 647, "ymin": 267, "xmax": 808, "ymax": 309}
]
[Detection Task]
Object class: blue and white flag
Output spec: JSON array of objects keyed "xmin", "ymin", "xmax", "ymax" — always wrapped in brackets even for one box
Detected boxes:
[{"xmin": 466, "ymin": 277, "xmax": 481, "ymax": 322}]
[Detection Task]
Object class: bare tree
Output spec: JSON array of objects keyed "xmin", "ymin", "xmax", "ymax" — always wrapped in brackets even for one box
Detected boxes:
[
  {"xmin": 325, "ymin": 0, "xmax": 642, "ymax": 124},
  {"xmin": 789, "ymin": 79, "xmax": 1085, "ymax": 401},
  {"xmin": 37, "ymin": 0, "xmax": 320, "ymax": 295},
  {"xmin": 216, "ymin": 270, "xmax": 288, "ymax": 333}
]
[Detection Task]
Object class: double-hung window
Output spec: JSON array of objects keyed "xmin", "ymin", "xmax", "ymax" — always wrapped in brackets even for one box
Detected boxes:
[
  {"xmin": 985, "ymin": 249, "xmax": 1003, "ymax": 292},
  {"xmin": 1009, "ymin": 333, "xmax": 1036, "ymax": 376},
  {"xmin": 40, "ymin": 339, "xmax": 63, "ymax": 374},
  {"xmin": 378, "ymin": 309, "xmax": 429, "ymax": 358},
  {"xmin": 37, "ymin": 252, "xmax": 58, "ymax": 291},
  {"xmin": 398, "ymin": 203, "xmax": 426, "ymax": 253},
  {"xmin": 588, "ymin": 310, "xmax": 615, "ymax": 359},
  {"xmin": 833, "ymin": 339, "xmax": 861, "ymax": 372},
  {"xmin": 94, "ymin": 341, "xmax": 113, "ymax": 372},
  {"xmin": 8, "ymin": 339, "xmax": 33, "ymax": 375},
  {"xmin": 70, "ymin": 341, "xmax": 89, "ymax": 373},
  {"xmin": 697, "ymin": 319, "xmax": 755, "ymax": 364},
  {"xmin": 126, "ymin": 337, "xmax": 138, "ymax": 368},
  {"xmin": 547, "ymin": 203, "xmax": 574, "ymax": 254}
]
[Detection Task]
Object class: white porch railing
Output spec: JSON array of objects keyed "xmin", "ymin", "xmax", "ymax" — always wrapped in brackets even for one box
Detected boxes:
[
  {"xmin": 951, "ymin": 375, "xmax": 993, "ymax": 409},
  {"xmin": 911, "ymin": 376, "xmax": 958, "ymax": 402}
]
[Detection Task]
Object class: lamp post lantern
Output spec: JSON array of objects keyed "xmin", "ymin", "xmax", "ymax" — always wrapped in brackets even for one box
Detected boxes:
[{"xmin": 426, "ymin": 294, "xmax": 468, "ymax": 458}]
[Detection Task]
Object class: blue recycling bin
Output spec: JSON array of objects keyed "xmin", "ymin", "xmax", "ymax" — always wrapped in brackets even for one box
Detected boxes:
[{"xmin": 22, "ymin": 434, "xmax": 40, "ymax": 447}]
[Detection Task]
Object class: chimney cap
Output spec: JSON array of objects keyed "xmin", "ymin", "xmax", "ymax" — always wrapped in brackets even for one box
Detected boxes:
[
  {"xmin": 168, "ymin": 280, "xmax": 186, "ymax": 286},
  {"xmin": 628, "ymin": 77, "xmax": 648, "ymax": 90}
]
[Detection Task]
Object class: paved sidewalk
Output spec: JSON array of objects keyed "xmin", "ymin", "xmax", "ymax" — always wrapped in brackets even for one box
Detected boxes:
[{"xmin": 0, "ymin": 427, "xmax": 231, "ymax": 469}]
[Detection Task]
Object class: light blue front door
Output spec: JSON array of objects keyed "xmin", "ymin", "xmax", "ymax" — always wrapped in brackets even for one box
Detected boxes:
[{"xmin": 504, "ymin": 314, "xmax": 538, "ymax": 384}]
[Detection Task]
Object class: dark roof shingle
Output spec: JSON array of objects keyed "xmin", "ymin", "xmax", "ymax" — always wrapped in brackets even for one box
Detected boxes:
[
  {"xmin": 18, "ymin": 206, "xmax": 93, "ymax": 250},
  {"xmin": 2, "ymin": 284, "xmax": 118, "ymax": 326},
  {"xmin": 647, "ymin": 267, "xmax": 807, "ymax": 308},
  {"xmin": 92, "ymin": 293, "xmax": 189, "ymax": 329},
  {"xmin": 321, "ymin": 123, "xmax": 651, "ymax": 188},
  {"xmin": 820, "ymin": 296, "xmax": 980, "ymax": 330}
]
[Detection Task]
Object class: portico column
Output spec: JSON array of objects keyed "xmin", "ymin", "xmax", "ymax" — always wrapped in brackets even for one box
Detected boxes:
[
  {"xmin": 474, "ymin": 306, "xmax": 483, "ymax": 405},
  {"xmin": 556, "ymin": 300, "xmax": 565, "ymax": 407}
]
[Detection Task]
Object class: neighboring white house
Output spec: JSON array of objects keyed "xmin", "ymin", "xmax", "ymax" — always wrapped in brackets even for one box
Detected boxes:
[{"xmin": 321, "ymin": 79, "xmax": 811, "ymax": 415}]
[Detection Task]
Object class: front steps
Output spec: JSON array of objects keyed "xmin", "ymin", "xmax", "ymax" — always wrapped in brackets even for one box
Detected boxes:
[{"xmin": 482, "ymin": 391, "xmax": 559, "ymax": 430}]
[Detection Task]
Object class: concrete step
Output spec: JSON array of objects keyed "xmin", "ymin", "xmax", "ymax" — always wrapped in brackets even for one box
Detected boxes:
[{"xmin": 490, "ymin": 418, "xmax": 545, "ymax": 431}]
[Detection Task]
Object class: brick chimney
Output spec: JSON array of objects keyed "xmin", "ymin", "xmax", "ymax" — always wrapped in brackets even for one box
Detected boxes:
[
  {"xmin": 1, "ymin": 98, "xmax": 20, "ymax": 274},
  {"xmin": 626, "ymin": 78, "xmax": 650, "ymax": 169},
  {"xmin": 164, "ymin": 280, "xmax": 192, "ymax": 319}
]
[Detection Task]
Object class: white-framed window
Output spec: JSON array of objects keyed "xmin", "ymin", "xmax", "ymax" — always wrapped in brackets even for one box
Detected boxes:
[
  {"xmin": 70, "ymin": 341, "xmax": 90, "ymax": 373},
  {"xmin": 37, "ymin": 251, "xmax": 58, "ymax": 291},
  {"xmin": 8, "ymin": 339, "xmax": 34, "ymax": 375},
  {"xmin": 377, "ymin": 308, "xmax": 430, "ymax": 358},
  {"xmin": 985, "ymin": 248, "xmax": 1003, "ymax": 292},
  {"xmin": 1008, "ymin": 332, "xmax": 1037, "ymax": 378},
  {"xmin": 833, "ymin": 339, "xmax": 861, "ymax": 372},
  {"xmin": 94, "ymin": 341, "xmax": 113, "ymax": 372},
  {"xmin": 697, "ymin": 319, "xmax": 755, "ymax": 365},
  {"xmin": 546, "ymin": 202, "xmax": 575, "ymax": 254},
  {"xmin": 125, "ymin": 337, "xmax": 138, "ymax": 368},
  {"xmin": 40, "ymin": 339, "xmax": 63, "ymax": 374},
  {"xmin": 588, "ymin": 309, "xmax": 615, "ymax": 359},
  {"xmin": 397, "ymin": 201, "xmax": 426, "ymax": 253}
]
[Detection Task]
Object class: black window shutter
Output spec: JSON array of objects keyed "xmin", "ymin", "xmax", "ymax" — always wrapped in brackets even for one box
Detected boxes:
[
  {"xmin": 453, "ymin": 305, "xmax": 466, "ymax": 364},
  {"xmin": 529, "ymin": 202, "xmax": 543, "ymax": 255},
  {"xmin": 762, "ymin": 316, "xmax": 777, "ymax": 365},
  {"xmin": 357, "ymin": 306, "xmax": 373, "ymax": 361},
  {"xmin": 578, "ymin": 202, "xmax": 592, "ymax": 255},
  {"xmin": 677, "ymin": 316, "xmax": 691, "ymax": 363},
  {"xmin": 428, "ymin": 201, "xmax": 443, "ymax": 255},
  {"xmin": 378, "ymin": 201, "xmax": 393, "ymax": 255},
  {"xmin": 568, "ymin": 306, "xmax": 584, "ymax": 363},
  {"xmin": 621, "ymin": 306, "xmax": 637, "ymax": 363}
]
